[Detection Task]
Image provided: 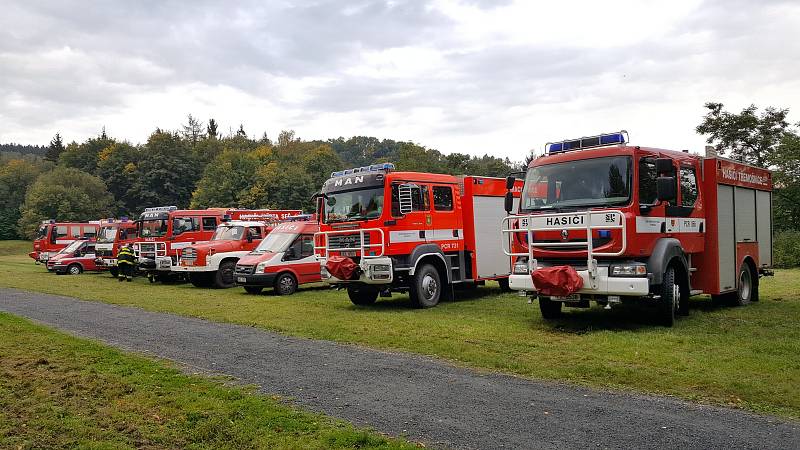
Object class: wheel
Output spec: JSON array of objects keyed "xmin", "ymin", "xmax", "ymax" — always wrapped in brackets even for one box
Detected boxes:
[
  {"xmin": 347, "ymin": 285, "xmax": 379, "ymax": 305},
  {"xmin": 733, "ymin": 263, "xmax": 756, "ymax": 306},
  {"xmin": 498, "ymin": 278, "xmax": 511, "ymax": 292},
  {"xmin": 189, "ymin": 272, "xmax": 213, "ymax": 288},
  {"xmin": 539, "ymin": 297, "xmax": 562, "ymax": 319},
  {"xmin": 213, "ymin": 260, "xmax": 237, "ymax": 288},
  {"xmin": 658, "ymin": 266, "xmax": 680, "ymax": 327},
  {"xmin": 244, "ymin": 286, "xmax": 263, "ymax": 295},
  {"xmin": 409, "ymin": 263, "xmax": 443, "ymax": 308},
  {"xmin": 274, "ymin": 273, "xmax": 298, "ymax": 296},
  {"xmin": 109, "ymin": 267, "xmax": 119, "ymax": 278},
  {"xmin": 67, "ymin": 264, "xmax": 82, "ymax": 275}
]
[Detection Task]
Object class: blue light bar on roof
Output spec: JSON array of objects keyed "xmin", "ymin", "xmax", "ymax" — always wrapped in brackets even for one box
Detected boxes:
[
  {"xmin": 330, "ymin": 162, "xmax": 395, "ymax": 178},
  {"xmin": 547, "ymin": 130, "xmax": 629, "ymax": 154}
]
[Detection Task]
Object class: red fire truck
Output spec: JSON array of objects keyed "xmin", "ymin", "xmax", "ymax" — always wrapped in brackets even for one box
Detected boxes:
[
  {"xmin": 235, "ymin": 218, "xmax": 321, "ymax": 295},
  {"xmin": 94, "ymin": 218, "xmax": 139, "ymax": 277},
  {"xmin": 133, "ymin": 206, "xmax": 228, "ymax": 280},
  {"xmin": 314, "ymin": 163, "xmax": 523, "ymax": 308},
  {"xmin": 502, "ymin": 131, "xmax": 774, "ymax": 326},
  {"xmin": 29, "ymin": 221, "xmax": 100, "ymax": 263},
  {"xmin": 172, "ymin": 209, "xmax": 301, "ymax": 288}
]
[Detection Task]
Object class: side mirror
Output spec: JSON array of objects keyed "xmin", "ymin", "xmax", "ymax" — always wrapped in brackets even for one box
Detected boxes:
[
  {"xmin": 285, "ymin": 247, "xmax": 296, "ymax": 259},
  {"xmin": 504, "ymin": 192, "xmax": 515, "ymax": 214},
  {"xmin": 398, "ymin": 184, "xmax": 416, "ymax": 215},
  {"xmin": 246, "ymin": 234, "xmax": 253, "ymax": 243},
  {"xmin": 656, "ymin": 176, "xmax": 676, "ymax": 202},
  {"xmin": 656, "ymin": 158, "xmax": 674, "ymax": 175},
  {"xmin": 505, "ymin": 176, "xmax": 516, "ymax": 190}
]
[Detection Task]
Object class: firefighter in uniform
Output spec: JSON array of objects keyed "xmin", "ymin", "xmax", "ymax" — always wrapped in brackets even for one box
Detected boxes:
[{"xmin": 117, "ymin": 244, "xmax": 136, "ymax": 282}]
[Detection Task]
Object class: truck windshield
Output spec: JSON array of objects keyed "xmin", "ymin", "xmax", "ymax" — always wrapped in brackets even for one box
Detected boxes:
[
  {"xmin": 324, "ymin": 187, "xmax": 384, "ymax": 223},
  {"xmin": 251, "ymin": 232, "xmax": 297, "ymax": 254},
  {"xmin": 36, "ymin": 225, "xmax": 49, "ymax": 239},
  {"xmin": 211, "ymin": 226, "xmax": 244, "ymax": 241},
  {"xmin": 521, "ymin": 156, "xmax": 631, "ymax": 211},
  {"xmin": 97, "ymin": 226, "xmax": 117, "ymax": 243},
  {"xmin": 140, "ymin": 219, "xmax": 168, "ymax": 237}
]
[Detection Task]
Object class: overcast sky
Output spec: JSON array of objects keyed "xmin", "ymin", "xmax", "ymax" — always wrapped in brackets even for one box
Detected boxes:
[{"xmin": 2, "ymin": 0, "xmax": 799, "ymax": 160}]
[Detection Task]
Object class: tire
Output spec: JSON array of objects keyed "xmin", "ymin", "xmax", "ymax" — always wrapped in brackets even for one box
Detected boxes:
[
  {"xmin": 658, "ymin": 266, "xmax": 680, "ymax": 327},
  {"xmin": 347, "ymin": 285, "xmax": 379, "ymax": 305},
  {"xmin": 109, "ymin": 267, "xmax": 119, "ymax": 278},
  {"xmin": 67, "ymin": 264, "xmax": 82, "ymax": 275},
  {"xmin": 733, "ymin": 263, "xmax": 756, "ymax": 306},
  {"xmin": 189, "ymin": 272, "xmax": 213, "ymax": 288},
  {"xmin": 244, "ymin": 286, "xmax": 263, "ymax": 295},
  {"xmin": 213, "ymin": 260, "xmax": 237, "ymax": 289},
  {"xmin": 539, "ymin": 297, "xmax": 562, "ymax": 319},
  {"xmin": 498, "ymin": 278, "xmax": 512, "ymax": 292},
  {"xmin": 409, "ymin": 263, "xmax": 443, "ymax": 308},
  {"xmin": 274, "ymin": 273, "xmax": 298, "ymax": 296}
]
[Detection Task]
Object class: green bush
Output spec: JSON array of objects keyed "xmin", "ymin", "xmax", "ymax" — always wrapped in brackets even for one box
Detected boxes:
[{"xmin": 774, "ymin": 231, "xmax": 800, "ymax": 268}]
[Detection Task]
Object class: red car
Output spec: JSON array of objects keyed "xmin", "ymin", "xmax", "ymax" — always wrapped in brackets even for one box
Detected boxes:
[
  {"xmin": 47, "ymin": 240, "xmax": 103, "ymax": 275},
  {"xmin": 234, "ymin": 220, "xmax": 321, "ymax": 295}
]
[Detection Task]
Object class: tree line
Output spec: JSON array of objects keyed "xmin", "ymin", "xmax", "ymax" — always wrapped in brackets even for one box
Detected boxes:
[{"xmin": 0, "ymin": 116, "xmax": 516, "ymax": 239}]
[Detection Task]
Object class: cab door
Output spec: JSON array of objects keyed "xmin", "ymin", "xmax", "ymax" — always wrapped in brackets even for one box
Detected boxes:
[
  {"xmin": 283, "ymin": 234, "xmax": 319, "ymax": 283},
  {"xmin": 390, "ymin": 182, "xmax": 429, "ymax": 250},
  {"xmin": 426, "ymin": 184, "xmax": 462, "ymax": 251}
]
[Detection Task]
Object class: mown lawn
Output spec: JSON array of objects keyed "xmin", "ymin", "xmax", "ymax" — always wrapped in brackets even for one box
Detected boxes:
[
  {"xmin": 0, "ymin": 312, "xmax": 415, "ymax": 449},
  {"xmin": 3, "ymin": 241, "xmax": 799, "ymax": 419}
]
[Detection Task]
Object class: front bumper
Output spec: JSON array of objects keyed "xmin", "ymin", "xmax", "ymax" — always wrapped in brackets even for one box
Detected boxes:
[
  {"xmin": 173, "ymin": 264, "xmax": 211, "ymax": 273},
  {"xmin": 508, "ymin": 266, "xmax": 650, "ymax": 297},
  {"xmin": 95, "ymin": 258, "xmax": 117, "ymax": 267},
  {"xmin": 51, "ymin": 264, "xmax": 69, "ymax": 274},
  {"xmin": 235, "ymin": 273, "xmax": 277, "ymax": 286},
  {"xmin": 320, "ymin": 256, "xmax": 394, "ymax": 285},
  {"xmin": 138, "ymin": 256, "xmax": 173, "ymax": 271}
]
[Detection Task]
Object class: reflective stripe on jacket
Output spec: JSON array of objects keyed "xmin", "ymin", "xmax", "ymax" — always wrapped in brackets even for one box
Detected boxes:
[{"xmin": 117, "ymin": 248, "xmax": 136, "ymax": 265}]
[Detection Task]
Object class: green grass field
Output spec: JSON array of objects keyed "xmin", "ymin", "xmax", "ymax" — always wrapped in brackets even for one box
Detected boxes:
[
  {"xmin": 0, "ymin": 311, "xmax": 414, "ymax": 449},
  {"xmin": 3, "ymin": 241, "xmax": 799, "ymax": 419}
]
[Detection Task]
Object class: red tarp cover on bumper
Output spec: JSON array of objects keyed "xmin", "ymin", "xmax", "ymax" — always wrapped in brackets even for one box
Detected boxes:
[
  {"xmin": 531, "ymin": 266, "xmax": 584, "ymax": 296},
  {"xmin": 325, "ymin": 256, "xmax": 360, "ymax": 280}
]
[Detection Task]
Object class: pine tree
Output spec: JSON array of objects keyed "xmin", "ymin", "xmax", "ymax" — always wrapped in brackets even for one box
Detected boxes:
[
  {"xmin": 206, "ymin": 118, "xmax": 219, "ymax": 139},
  {"xmin": 236, "ymin": 124, "xmax": 247, "ymax": 138},
  {"xmin": 45, "ymin": 133, "xmax": 64, "ymax": 162}
]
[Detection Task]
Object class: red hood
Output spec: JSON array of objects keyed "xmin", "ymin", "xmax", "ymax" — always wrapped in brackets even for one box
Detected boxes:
[
  {"xmin": 187, "ymin": 239, "xmax": 243, "ymax": 255},
  {"xmin": 237, "ymin": 251, "xmax": 278, "ymax": 266}
]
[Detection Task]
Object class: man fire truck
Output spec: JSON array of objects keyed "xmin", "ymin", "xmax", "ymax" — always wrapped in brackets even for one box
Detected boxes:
[
  {"xmin": 173, "ymin": 209, "xmax": 300, "ymax": 288},
  {"xmin": 235, "ymin": 217, "xmax": 321, "ymax": 295},
  {"xmin": 314, "ymin": 163, "xmax": 523, "ymax": 308},
  {"xmin": 94, "ymin": 218, "xmax": 138, "ymax": 277},
  {"xmin": 29, "ymin": 220, "xmax": 100, "ymax": 263},
  {"xmin": 502, "ymin": 130, "xmax": 774, "ymax": 326}
]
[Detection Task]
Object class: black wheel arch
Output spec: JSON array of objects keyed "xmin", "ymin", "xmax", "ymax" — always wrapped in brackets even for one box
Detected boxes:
[
  {"xmin": 409, "ymin": 244, "xmax": 450, "ymax": 283},
  {"xmin": 646, "ymin": 238, "xmax": 689, "ymax": 287}
]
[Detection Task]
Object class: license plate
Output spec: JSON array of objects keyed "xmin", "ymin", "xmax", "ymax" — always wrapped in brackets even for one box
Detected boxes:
[
  {"xmin": 551, "ymin": 294, "xmax": 581, "ymax": 301},
  {"xmin": 340, "ymin": 251, "xmax": 357, "ymax": 257},
  {"xmin": 237, "ymin": 277, "xmax": 247, "ymax": 283}
]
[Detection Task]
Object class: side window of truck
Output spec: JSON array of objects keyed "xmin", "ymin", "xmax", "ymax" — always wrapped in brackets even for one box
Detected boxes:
[
  {"xmin": 391, "ymin": 184, "xmax": 430, "ymax": 216},
  {"xmin": 433, "ymin": 186, "xmax": 454, "ymax": 211},
  {"xmin": 202, "ymin": 217, "xmax": 217, "ymax": 231},
  {"xmin": 638, "ymin": 157, "xmax": 658, "ymax": 205},
  {"xmin": 173, "ymin": 217, "xmax": 198, "ymax": 234},
  {"xmin": 83, "ymin": 227, "xmax": 97, "ymax": 239},
  {"xmin": 680, "ymin": 166, "xmax": 698, "ymax": 207},
  {"xmin": 70, "ymin": 226, "xmax": 81, "ymax": 239},
  {"xmin": 54, "ymin": 226, "xmax": 68, "ymax": 243}
]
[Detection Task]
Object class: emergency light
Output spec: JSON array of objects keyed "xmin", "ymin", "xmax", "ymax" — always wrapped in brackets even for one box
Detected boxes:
[
  {"xmin": 547, "ymin": 130, "xmax": 628, "ymax": 154},
  {"xmin": 144, "ymin": 206, "xmax": 178, "ymax": 212},
  {"xmin": 330, "ymin": 163, "xmax": 396, "ymax": 178}
]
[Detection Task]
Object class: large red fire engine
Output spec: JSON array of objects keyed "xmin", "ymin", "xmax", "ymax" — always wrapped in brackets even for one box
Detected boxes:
[
  {"xmin": 94, "ymin": 218, "xmax": 139, "ymax": 277},
  {"xmin": 172, "ymin": 209, "xmax": 301, "ymax": 288},
  {"xmin": 314, "ymin": 163, "xmax": 523, "ymax": 307},
  {"xmin": 502, "ymin": 131, "xmax": 774, "ymax": 326},
  {"xmin": 235, "ymin": 217, "xmax": 321, "ymax": 295},
  {"xmin": 29, "ymin": 221, "xmax": 100, "ymax": 263}
]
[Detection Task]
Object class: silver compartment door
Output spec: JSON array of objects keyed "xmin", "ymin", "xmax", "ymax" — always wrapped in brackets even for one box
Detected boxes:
[
  {"xmin": 756, "ymin": 190, "xmax": 773, "ymax": 267},
  {"xmin": 472, "ymin": 196, "xmax": 518, "ymax": 278},
  {"xmin": 718, "ymin": 185, "xmax": 736, "ymax": 292}
]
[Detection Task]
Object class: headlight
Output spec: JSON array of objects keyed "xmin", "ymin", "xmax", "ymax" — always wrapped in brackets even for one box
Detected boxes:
[
  {"xmin": 609, "ymin": 263, "xmax": 647, "ymax": 277},
  {"xmin": 255, "ymin": 262, "xmax": 268, "ymax": 273},
  {"xmin": 371, "ymin": 264, "xmax": 391, "ymax": 272}
]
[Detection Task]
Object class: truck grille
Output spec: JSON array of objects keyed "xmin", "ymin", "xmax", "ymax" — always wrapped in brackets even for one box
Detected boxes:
[
  {"xmin": 182, "ymin": 248, "xmax": 197, "ymax": 262},
  {"xmin": 138, "ymin": 243, "xmax": 156, "ymax": 253},
  {"xmin": 235, "ymin": 265, "xmax": 255, "ymax": 275},
  {"xmin": 328, "ymin": 233, "xmax": 371, "ymax": 250}
]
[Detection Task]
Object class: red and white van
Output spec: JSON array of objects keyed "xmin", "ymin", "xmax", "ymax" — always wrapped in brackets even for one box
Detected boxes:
[
  {"xmin": 234, "ymin": 219, "xmax": 321, "ymax": 295},
  {"xmin": 94, "ymin": 218, "xmax": 139, "ymax": 277},
  {"xmin": 46, "ymin": 240, "xmax": 102, "ymax": 275},
  {"xmin": 30, "ymin": 221, "xmax": 100, "ymax": 263}
]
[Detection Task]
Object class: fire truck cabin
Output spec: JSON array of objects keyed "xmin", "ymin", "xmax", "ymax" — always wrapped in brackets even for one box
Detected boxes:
[
  {"xmin": 502, "ymin": 131, "xmax": 773, "ymax": 326},
  {"xmin": 315, "ymin": 163, "xmax": 523, "ymax": 308}
]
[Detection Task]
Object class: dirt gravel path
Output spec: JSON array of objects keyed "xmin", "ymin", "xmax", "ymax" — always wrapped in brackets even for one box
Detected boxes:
[{"xmin": 0, "ymin": 288, "xmax": 797, "ymax": 449}]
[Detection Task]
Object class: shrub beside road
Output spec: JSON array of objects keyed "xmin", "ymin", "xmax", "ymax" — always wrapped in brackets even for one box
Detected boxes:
[{"xmin": 1, "ymin": 241, "xmax": 799, "ymax": 419}]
